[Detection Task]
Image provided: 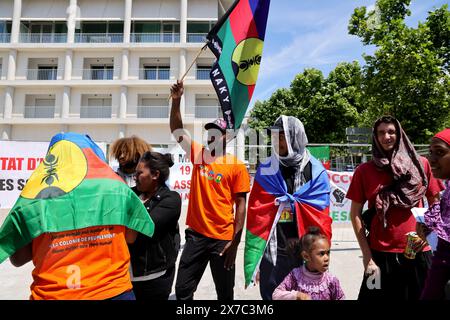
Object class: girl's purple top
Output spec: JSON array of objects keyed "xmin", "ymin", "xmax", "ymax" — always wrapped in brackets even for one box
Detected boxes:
[
  {"xmin": 425, "ymin": 180, "xmax": 450, "ymax": 244},
  {"xmin": 272, "ymin": 265, "xmax": 345, "ymax": 300}
]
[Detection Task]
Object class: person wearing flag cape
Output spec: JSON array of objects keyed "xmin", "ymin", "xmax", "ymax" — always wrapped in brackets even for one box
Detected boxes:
[
  {"xmin": 244, "ymin": 116, "xmax": 332, "ymax": 300},
  {"xmin": 0, "ymin": 133, "xmax": 155, "ymax": 300}
]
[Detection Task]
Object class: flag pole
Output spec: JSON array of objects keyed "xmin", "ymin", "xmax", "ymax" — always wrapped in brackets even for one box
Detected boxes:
[
  {"xmin": 168, "ymin": 42, "xmax": 209, "ymax": 101},
  {"xmin": 180, "ymin": 42, "xmax": 209, "ymax": 82}
]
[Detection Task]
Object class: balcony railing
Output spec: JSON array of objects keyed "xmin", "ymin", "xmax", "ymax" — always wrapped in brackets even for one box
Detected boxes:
[
  {"xmin": 195, "ymin": 106, "xmax": 221, "ymax": 119},
  {"xmin": 137, "ymin": 106, "xmax": 169, "ymax": 118},
  {"xmin": 19, "ymin": 33, "xmax": 67, "ymax": 43},
  {"xmin": 75, "ymin": 33, "xmax": 124, "ymax": 43},
  {"xmin": 24, "ymin": 106, "xmax": 56, "ymax": 118},
  {"xmin": 138, "ymin": 68, "xmax": 171, "ymax": 80},
  {"xmin": 82, "ymin": 69, "xmax": 114, "ymax": 80},
  {"xmin": 196, "ymin": 69, "xmax": 210, "ymax": 80},
  {"xmin": 187, "ymin": 33, "xmax": 207, "ymax": 43},
  {"xmin": 0, "ymin": 33, "xmax": 10, "ymax": 43},
  {"xmin": 80, "ymin": 106, "xmax": 113, "ymax": 118},
  {"xmin": 27, "ymin": 69, "xmax": 58, "ymax": 80},
  {"xmin": 131, "ymin": 33, "xmax": 180, "ymax": 43}
]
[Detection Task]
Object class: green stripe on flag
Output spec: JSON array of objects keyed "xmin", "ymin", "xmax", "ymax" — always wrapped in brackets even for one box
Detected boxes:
[
  {"xmin": 217, "ymin": 20, "xmax": 237, "ymax": 88},
  {"xmin": 0, "ymin": 179, "xmax": 154, "ymax": 264},
  {"xmin": 230, "ymin": 81, "xmax": 250, "ymax": 128},
  {"xmin": 244, "ymin": 229, "xmax": 267, "ymax": 286},
  {"xmin": 217, "ymin": 20, "xmax": 250, "ymax": 128}
]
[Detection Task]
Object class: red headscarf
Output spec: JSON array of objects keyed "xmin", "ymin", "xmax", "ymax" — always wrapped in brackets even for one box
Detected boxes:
[{"xmin": 434, "ymin": 128, "xmax": 450, "ymax": 146}]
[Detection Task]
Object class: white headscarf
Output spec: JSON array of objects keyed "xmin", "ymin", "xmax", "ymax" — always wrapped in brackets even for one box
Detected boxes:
[{"xmin": 272, "ymin": 115, "xmax": 311, "ymax": 190}]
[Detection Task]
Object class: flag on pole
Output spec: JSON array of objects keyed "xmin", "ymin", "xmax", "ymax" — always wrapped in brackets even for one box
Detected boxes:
[
  {"xmin": 207, "ymin": 0, "xmax": 271, "ymax": 130},
  {"xmin": 0, "ymin": 132, "xmax": 154, "ymax": 264}
]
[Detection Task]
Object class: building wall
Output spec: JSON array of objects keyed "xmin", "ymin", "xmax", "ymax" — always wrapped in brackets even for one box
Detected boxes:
[
  {"xmin": 0, "ymin": 0, "xmax": 14, "ymax": 20},
  {"xmin": 132, "ymin": 0, "xmax": 180, "ymax": 20},
  {"xmin": 10, "ymin": 124, "xmax": 63, "ymax": 141},
  {"xmin": 15, "ymin": 52, "xmax": 64, "ymax": 80},
  {"xmin": 22, "ymin": 0, "xmax": 68, "ymax": 19},
  {"xmin": 0, "ymin": 0, "xmax": 236, "ymax": 150},
  {"xmin": 0, "ymin": 88, "xmax": 5, "ymax": 117},
  {"xmin": 13, "ymin": 87, "xmax": 62, "ymax": 115},
  {"xmin": 188, "ymin": 0, "xmax": 218, "ymax": 20},
  {"xmin": 77, "ymin": 0, "xmax": 125, "ymax": 20}
]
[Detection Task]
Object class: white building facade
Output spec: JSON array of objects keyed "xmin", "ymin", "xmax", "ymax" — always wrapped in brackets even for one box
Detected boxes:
[{"xmin": 0, "ymin": 0, "xmax": 242, "ymax": 152}]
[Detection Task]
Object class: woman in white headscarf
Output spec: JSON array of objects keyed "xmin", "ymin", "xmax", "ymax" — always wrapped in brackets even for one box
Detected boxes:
[{"xmin": 259, "ymin": 116, "xmax": 311, "ymax": 299}]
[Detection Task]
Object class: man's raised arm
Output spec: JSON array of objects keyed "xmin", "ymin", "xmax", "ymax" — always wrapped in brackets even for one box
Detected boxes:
[{"xmin": 170, "ymin": 80, "xmax": 191, "ymax": 154}]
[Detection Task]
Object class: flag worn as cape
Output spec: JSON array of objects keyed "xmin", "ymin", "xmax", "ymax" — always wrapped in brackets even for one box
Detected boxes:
[
  {"xmin": 206, "ymin": 0, "xmax": 271, "ymax": 130},
  {"xmin": 0, "ymin": 132, "xmax": 154, "ymax": 264},
  {"xmin": 244, "ymin": 156, "xmax": 332, "ymax": 287}
]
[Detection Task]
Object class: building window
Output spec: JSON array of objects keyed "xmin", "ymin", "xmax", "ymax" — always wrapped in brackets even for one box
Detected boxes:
[
  {"xmin": 81, "ymin": 97, "xmax": 112, "ymax": 118},
  {"xmin": 75, "ymin": 22, "xmax": 124, "ymax": 43},
  {"xmin": 131, "ymin": 21, "xmax": 180, "ymax": 43},
  {"xmin": 138, "ymin": 96, "xmax": 169, "ymax": 118},
  {"xmin": 37, "ymin": 66, "xmax": 57, "ymax": 80},
  {"xmin": 90, "ymin": 66, "xmax": 113, "ymax": 80},
  {"xmin": 195, "ymin": 96, "xmax": 221, "ymax": 119},
  {"xmin": 0, "ymin": 21, "xmax": 11, "ymax": 43},
  {"xmin": 24, "ymin": 96, "xmax": 56, "ymax": 118},
  {"xmin": 187, "ymin": 21, "xmax": 215, "ymax": 42},
  {"xmin": 20, "ymin": 21, "xmax": 67, "ymax": 43},
  {"xmin": 143, "ymin": 66, "xmax": 170, "ymax": 80}
]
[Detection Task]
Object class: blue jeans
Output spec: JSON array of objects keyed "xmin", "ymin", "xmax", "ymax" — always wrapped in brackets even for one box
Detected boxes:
[{"xmin": 110, "ymin": 290, "xmax": 136, "ymax": 300}]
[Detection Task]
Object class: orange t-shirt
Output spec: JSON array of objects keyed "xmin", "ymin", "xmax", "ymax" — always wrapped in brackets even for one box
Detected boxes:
[
  {"xmin": 187, "ymin": 141, "xmax": 251, "ymax": 240},
  {"xmin": 30, "ymin": 225, "xmax": 132, "ymax": 300}
]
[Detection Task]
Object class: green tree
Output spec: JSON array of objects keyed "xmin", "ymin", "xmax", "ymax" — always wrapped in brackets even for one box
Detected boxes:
[
  {"xmin": 247, "ymin": 88, "xmax": 296, "ymax": 130},
  {"xmin": 249, "ymin": 63, "xmax": 363, "ymax": 143},
  {"xmin": 349, "ymin": 0, "xmax": 450, "ymax": 142}
]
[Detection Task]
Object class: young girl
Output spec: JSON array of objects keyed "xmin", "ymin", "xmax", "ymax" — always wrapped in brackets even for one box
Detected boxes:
[
  {"xmin": 272, "ymin": 227, "xmax": 345, "ymax": 300},
  {"xmin": 420, "ymin": 128, "xmax": 450, "ymax": 300}
]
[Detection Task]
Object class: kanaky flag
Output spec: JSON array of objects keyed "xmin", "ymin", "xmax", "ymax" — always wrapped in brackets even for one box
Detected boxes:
[
  {"xmin": 207, "ymin": 0, "xmax": 271, "ymax": 130},
  {"xmin": 0, "ymin": 132, "xmax": 154, "ymax": 264},
  {"xmin": 244, "ymin": 156, "xmax": 332, "ymax": 287}
]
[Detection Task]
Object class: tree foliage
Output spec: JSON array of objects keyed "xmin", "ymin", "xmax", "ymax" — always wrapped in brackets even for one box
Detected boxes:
[
  {"xmin": 349, "ymin": 0, "xmax": 450, "ymax": 142},
  {"xmin": 250, "ymin": 63, "xmax": 363, "ymax": 143}
]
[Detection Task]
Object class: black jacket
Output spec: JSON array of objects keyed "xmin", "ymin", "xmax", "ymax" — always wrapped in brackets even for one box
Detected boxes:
[{"xmin": 129, "ymin": 185, "xmax": 181, "ymax": 277}]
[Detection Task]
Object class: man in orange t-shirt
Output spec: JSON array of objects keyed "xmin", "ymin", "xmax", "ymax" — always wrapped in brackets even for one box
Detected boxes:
[{"xmin": 169, "ymin": 81, "xmax": 250, "ymax": 300}]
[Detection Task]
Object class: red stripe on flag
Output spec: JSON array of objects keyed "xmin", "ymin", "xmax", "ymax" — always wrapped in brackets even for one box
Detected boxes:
[
  {"xmin": 295, "ymin": 202, "xmax": 332, "ymax": 242},
  {"xmin": 247, "ymin": 85, "xmax": 255, "ymax": 100},
  {"xmin": 83, "ymin": 148, "xmax": 125, "ymax": 182},
  {"xmin": 247, "ymin": 181, "xmax": 278, "ymax": 241},
  {"xmin": 229, "ymin": 0, "xmax": 259, "ymax": 43}
]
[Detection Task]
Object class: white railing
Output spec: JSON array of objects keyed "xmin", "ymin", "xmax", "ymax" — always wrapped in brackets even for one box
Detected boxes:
[
  {"xmin": 27, "ymin": 69, "xmax": 58, "ymax": 80},
  {"xmin": 195, "ymin": 106, "xmax": 221, "ymax": 119},
  {"xmin": 187, "ymin": 33, "xmax": 208, "ymax": 43},
  {"xmin": 81, "ymin": 69, "xmax": 114, "ymax": 80},
  {"xmin": 137, "ymin": 68, "xmax": 171, "ymax": 80},
  {"xmin": 0, "ymin": 33, "xmax": 10, "ymax": 43},
  {"xmin": 137, "ymin": 106, "xmax": 169, "ymax": 118},
  {"xmin": 80, "ymin": 106, "xmax": 113, "ymax": 118},
  {"xmin": 75, "ymin": 33, "xmax": 124, "ymax": 43},
  {"xmin": 19, "ymin": 33, "xmax": 67, "ymax": 43},
  {"xmin": 24, "ymin": 106, "xmax": 56, "ymax": 118},
  {"xmin": 131, "ymin": 33, "xmax": 180, "ymax": 43}
]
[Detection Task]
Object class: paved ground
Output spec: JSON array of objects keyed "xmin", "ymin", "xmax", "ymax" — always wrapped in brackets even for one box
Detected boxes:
[{"xmin": 0, "ymin": 208, "xmax": 363, "ymax": 300}]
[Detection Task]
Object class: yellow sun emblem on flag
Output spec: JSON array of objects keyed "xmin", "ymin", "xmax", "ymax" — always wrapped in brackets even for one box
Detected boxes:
[
  {"xmin": 232, "ymin": 38, "xmax": 264, "ymax": 86},
  {"xmin": 21, "ymin": 140, "xmax": 88, "ymax": 199}
]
